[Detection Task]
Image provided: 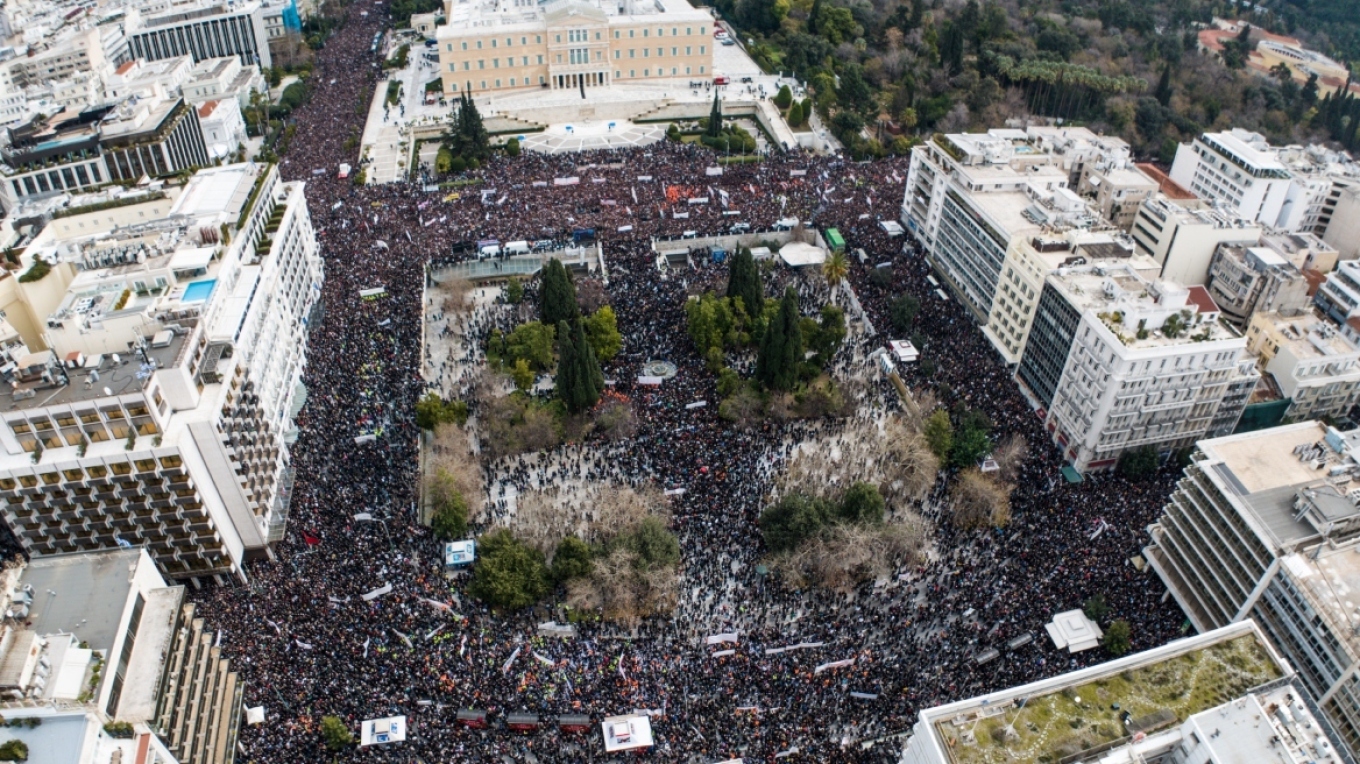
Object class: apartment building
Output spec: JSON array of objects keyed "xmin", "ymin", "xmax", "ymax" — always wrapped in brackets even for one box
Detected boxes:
[
  {"xmin": 1244, "ymin": 311, "xmax": 1360, "ymax": 422},
  {"xmin": 12, "ymin": 27, "xmax": 113, "ymax": 87},
  {"xmin": 434, "ymin": 0, "xmax": 715, "ymax": 97},
  {"xmin": 0, "ymin": 99, "xmax": 210, "ymax": 211},
  {"xmin": 1261, "ymin": 228, "xmax": 1342, "ymax": 274},
  {"xmin": 1016, "ymin": 263, "xmax": 1256, "ymax": 471},
  {"xmin": 901, "ymin": 130, "xmax": 1092, "ymax": 326},
  {"xmin": 1170, "ymin": 130, "xmax": 1296, "ymax": 227},
  {"xmin": 1317, "ymin": 260, "xmax": 1360, "ymax": 324},
  {"xmin": 1144, "ymin": 421, "xmax": 1360, "ymax": 757},
  {"xmin": 1206, "ymin": 243, "xmax": 1311, "ymax": 327},
  {"xmin": 126, "ymin": 1, "xmax": 272, "ymax": 70},
  {"xmin": 0, "ymin": 162, "xmax": 323, "ymax": 583},
  {"xmin": 1129, "ymin": 193, "xmax": 1262, "ymax": 286},
  {"xmin": 0, "ymin": 548, "xmax": 242, "ymax": 764},
  {"xmin": 1323, "ymin": 184, "xmax": 1360, "ymax": 261},
  {"xmin": 898, "ymin": 621, "xmax": 1346, "ymax": 764},
  {"xmin": 983, "ymin": 229, "xmax": 1158, "ymax": 365}
]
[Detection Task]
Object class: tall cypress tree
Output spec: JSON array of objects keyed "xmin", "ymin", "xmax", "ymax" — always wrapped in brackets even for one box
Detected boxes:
[
  {"xmin": 539, "ymin": 259, "xmax": 579, "ymax": 326},
  {"xmin": 756, "ymin": 288, "xmax": 805, "ymax": 391},
  {"xmin": 556, "ymin": 318, "xmax": 602, "ymax": 413},
  {"xmin": 725, "ymin": 247, "xmax": 764, "ymax": 320},
  {"xmin": 706, "ymin": 92, "xmax": 723, "ymax": 138}
]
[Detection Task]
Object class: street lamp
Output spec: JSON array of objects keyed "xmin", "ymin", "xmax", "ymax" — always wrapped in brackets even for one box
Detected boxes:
[{"xmin": 354, "ymin": 512, "xmax": 393, "ymax": 551}]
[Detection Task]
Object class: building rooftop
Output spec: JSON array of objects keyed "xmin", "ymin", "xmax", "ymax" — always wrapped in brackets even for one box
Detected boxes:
[
  {"xmin": 923, "ymin": 625, "xmax": 1284, "ymax": 764},
  {"xmin": 0, "ymin": 710, "xmax": 94, "ymax": 764},
  {"xmin": 1260, "ymin": 312, "xmax": 1359, "ymax": 361},
  {"xmin": 19, "ymin": 549, "xmax": 142, "ymax": 652},
  {"xmin": 1136, "ymin": 163, "xmax": 1198, "ymax": 200},
  {"xmin": 441, "ymin": 0, "xmax": 710, "ymax": 32},
  {"xmin": 1201, "ymin": 130, "xmax": 1290, "ymax": 175},
  {"xmin": 1049, "ymin": 263, "xmax": 1242, "ymax": 349}
]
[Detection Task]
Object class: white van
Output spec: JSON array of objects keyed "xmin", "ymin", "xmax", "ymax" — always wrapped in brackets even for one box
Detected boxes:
[
  {"xmin": 479, "ymin": 243, "xmax": 502, "ymax": 257},
  {"xmin": 503, "ymin": 241, "xmax": 530, "ymax": 255}
]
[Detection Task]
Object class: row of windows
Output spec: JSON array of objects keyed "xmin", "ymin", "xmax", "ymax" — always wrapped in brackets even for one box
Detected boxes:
[
  {"xmin": 448, "ymin": 25, "xmax": 707, "ymax": 51},
  {"xmin": 450, "ymin": 66, "xmax": 705, "ymax": 90},
  {"xmin": 446, "ymin": 45, "xmax": 703, "ymax": 70}
]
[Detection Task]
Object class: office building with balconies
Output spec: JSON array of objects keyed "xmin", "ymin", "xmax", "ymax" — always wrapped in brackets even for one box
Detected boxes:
[
  {"xmin": 1244, "ymin": 311, "xmax": 1360, "ymax": 423},
  {"xmin": 0, "ymin": 162, "xmax": 322, "ymax": 583},
  {"xmin": 1205, "ymin": 242, "xmax": 1312, "ymax": 327},
  {"xmin": 1016, "ymin": 263, "xmax": 1256, "ymax": 472},
  {"xmin": 1129, "ymin": 194, "xmax": 1262, "ymax": 286},
  {"xmin": 901, "ymin": 130, "xmax": 1111, "ymax": 330},
  {"xmin": 1145, "ymin": 421, "xmax": 1360, "ymax": 758}
]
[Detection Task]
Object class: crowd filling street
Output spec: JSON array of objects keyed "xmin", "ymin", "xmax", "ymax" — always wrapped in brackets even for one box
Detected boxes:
[{"xmin": 191, "ymin": 2, "xmax": 1191, "ymax": 762}]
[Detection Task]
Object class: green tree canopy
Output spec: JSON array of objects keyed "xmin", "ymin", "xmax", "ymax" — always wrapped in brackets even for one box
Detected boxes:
[
  {"xmin": 923, "ymin": 409, "xmax": 954, "ymax": 460},
  {"xmin": 556, "ymin": 318, "xmax": 603, "ymax": 414},
  {"xmin": 539, "ymin": 258, "xmax": 579, "ymax": 326},
  {"xmin": 469, "ymin": 529, "xmax": 549, "ymax": 609},
  {"xmin": 320, "ymin": 716, "xmax": 354, "ymax": 750},
  {"xmin": 505, "ymin": 321, "xmax": 557, "ymax": 371},
  {"xmin": 583, "ymin": 305, "xmax": 622, "ymax": 362},
  {"xmin": 756, "ymin": 288, "xmax": 804, "ymax": 391},
  {"xmin": 1102, "ymin": 619, "xmax": 1132, "ymax": 656},
  {"xmin": 725, "ymin": 247, "xmax": 764, "ymax": 320},
  {"xmin": 551, "ymin": 536, "xmax": 594, "ymax": 583},
  {"xmin": 760, "ymin": 493, "xmax": 833, "ymax": 553},
  {"xmin": 836, "ymin": 481, "xmax": 885, "ymax": 525},
  {"xmin": 1118, "ymin": 445, "xmax": 1159, "ymax": 480},
  {"xmin": 608, "ymin": 516, "xmax": 681, "ymax": 571}
]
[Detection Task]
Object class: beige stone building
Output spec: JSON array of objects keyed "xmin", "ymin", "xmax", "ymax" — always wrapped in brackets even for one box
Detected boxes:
[{"xmin": 435, "ymin": 0, "xmax": 715, "ymax": 97}]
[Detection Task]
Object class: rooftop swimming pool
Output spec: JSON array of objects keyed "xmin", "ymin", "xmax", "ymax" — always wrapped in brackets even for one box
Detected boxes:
[{"xmin": 182, "ymin": 279, "xmax": 217, "ymax": 303}]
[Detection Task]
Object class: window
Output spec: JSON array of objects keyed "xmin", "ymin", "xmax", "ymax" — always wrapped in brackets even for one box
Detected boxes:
[
  {"xmin": 644, "ymin": 28, "xmax": 649, "ymax": 37},
  {"xmin": 629, "ymin": 49, "xmax": 635, "ymax": 58},
  {"xmin": 700, "ymin": 45, "xmax": 706, "ymax": 54},
  {"xmin": 701, "ymin": 26, "xmax": 706, "ymax": 34},
  {"xmin": 539, "ymin": 75, "xmax": 546, "ymax": 84},
  {"xmin": 510, "ymin": 78, "xmax": 516, "ymax": 86},
  {"xmin": 673, "ymin": 27, "xmax": 678, "ymax": 35},
  {"xmin": 614, "ymin": 50, "xmax": 620, "ymax": 59},
  {"xmin": 536, "ymin": 35, "xmax": 542, "ymax": 43},
  {"xmin": 555, "ymin": 34, "xmax": 561, "ymax": 43},
  {"xmin": 476, "ymin": 40, "xmax": 482, "ymax": 49},
  {"xmin": 493, "ymin": 58, "xmax": 499, "ymax": 68},
  {"xmin": 496, "ymin": 79, "xmax": 501, "ymax": 87},
  {"xmin": 672, "ymin": 47, "xmax": 677, "ymax": 55},
  {"xmin": 464, "ymin": 62, "xmax": 471, "ymax": 70},
  {"xmin": 521, "ymin": 36, "xmax": 527, "ymax": 44},
  {"xmin": 686, "ymin": 46, "xmax": 691, "ymax": 54},
  {"xmin": 629, "ymin": 29, "xmax": 634, "ymax": 37},
  {"xmin": 687, "ymin": 26, "xmax": 692, "ymax": 34},
  {"xmin": 479, "ymin": 60, "xmax": 485, "ymax": 69},
  {"xmin": 506, "ymin": 37, "xmax": 512, "ymax": 46},
  {"xmin": 700, "ymin": 65, "xmax": 705, "ymax": 73},
  {"xmin": 481, "ymin": 80, "xmax": 487, "ymax": 89},
  {"xmin": 614, "ymin": 30, "xmax": 620, "ymax": 38},
  {"xmin": 450, "ymin": 63, "xmax": 457, "ymax": 72},
  {"xmin": 537, "ymin": 54, "xmax": 544, "ymax": 64},
  {"xmin": 491, "ymin": 39, "xmax": 497, "ymax": 48},
  {"xmin": 447, "ymin": 43, "xmax": 453, "ymax": 51},
  {"xmin": 656, "ymin": 47, "xmax": 662, "ymax": 55},
  {"xmin": 630, "ymin": 69, "xmax": 635, "ymax": 77},
  {"xmin": 570, "ymin": 48, "xmax": 589, "ymax": 64},
  {"xmin": 522, "ymin": 56, "xmax": 528, "ymax": 65}
]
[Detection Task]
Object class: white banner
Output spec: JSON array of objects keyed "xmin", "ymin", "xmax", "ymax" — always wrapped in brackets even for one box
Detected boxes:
[
  {"xmin": 532, "ymin": 651, "xmax": 555, "ymax": 666},
  {"xmin": 814, "ymin": 658, "xmax": 855, "ymax": 674},
  {"xmin": 617, "ymin": 225, "xmax": 633, "ymax": 232},
  {"xmin": 706, "ymin": 166, "xmax": 724, "ymax": 176},
  {"xmin": 638, "ymin": 175, "xmax": 653, "ymax": 181},
  {"xmin": 591, "ymin": 177, "xmax": 607, "ymax": 184},
  {"xmin": 501, "ymin": 646, "xmax": 521, "ymax": 673},
  {"xmin": 790, "ymin": 169, "xmax": 807, "ymax": 176},
  {"xmin": 553, "ymin": 177, "xmax": 580, "ymax": 186},
  {"xmin": 361, "ymin": 583, "xmax": 393, "ymax": 601},
  {"xmin": 687, "ymin": 197, "xmax": 709, "ymax": 205},
  {"xmin": 663, "ymin": 488, "xmax": 687, "ymax": 496},
  {"xmin": 533, "ymin": 181, "xmax": 548, "ymax": 187},
  {"xmin": 711, "ymin": 649, "xmax": 736, "ymax": 658},
  {"xmin": 672, "ymin": 211, "xmax": 689, "ymax": 219},
  {"xmin": 637, "ymin": 376, "xmax": 664, "ymax": 385},
  {"xmin": 706, "ymin": 632, "xmax": 739, "ymax": 645},
  {"xmin": 685, "ymin": 400, "xmax": 707, "ymax": 410}
]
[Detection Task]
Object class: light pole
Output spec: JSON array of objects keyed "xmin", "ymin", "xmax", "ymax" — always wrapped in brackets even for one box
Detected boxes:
[{"xmin": 354, "ymin": 512, "xmax": 393, "ymax": 551}]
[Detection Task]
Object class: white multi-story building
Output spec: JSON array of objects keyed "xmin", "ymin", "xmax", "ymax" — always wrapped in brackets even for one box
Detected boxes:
[
  {"xmin": 1129, "ymin": 193, "xmax": 1261, "ymax": 286},
  {"xmin": 434, "ymin": 0, "xmax": 716, "ymax": 97},
  {"xmin": 105, "ymin": 56, "xmax": 195, "ymax": 101},
  {"xmin": 899, "ymin": 621, "xmax": 1343, "ymax": 764},
  {"xmin": 1016, "ymin": 263, "xmax": 1256, "ymax": 471},
  {"xmin": 182, "ymin": 56, "xmax": 266, "ymax": 108},
  {"xmin": 901, "ymin": 129, "xmax": 1099, "ymax": 326},
  {"xmin": 195, "ymin": 99, "xmax": 245, "ymax": 160},
  {"xmin": 126, "ymin": 1, "xmax": 272, "ymax": 71},
  {"xmin": 1170, "ymin": 129, "xmax": 1360, "ymax": 236},
  {"xmin": 1323, "ymin": 184, "xmax": 1360, "ymax": 261},
  {"xmin": 1244, "ymin": 311, "xmax": 1360, "ymax": 422},
  {"xmin": 1205, "ymin": 243, "xmax": 1311, "ymax": 327},
  {"xmin": 1316, "ymin": 260, "xmax": 1360, "ymax": 324},
  {"xmin": 1145, "ymin": 421, "xmax": 1360, "ymax": 757},
  {"xmin": 983, "ymin": 229, "xmax": 1158, "ymax": 364},
  {"xmin": 1170, "ymin": 130, "xmax": 1296, "ymax": 227},
  {"xmin": 0, "ymin": 162, "xmax": 323, "ymax": 583}
]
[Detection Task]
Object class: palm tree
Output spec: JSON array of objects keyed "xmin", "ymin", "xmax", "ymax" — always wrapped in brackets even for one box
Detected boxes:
[{"xmin": 822, "ymin": 250, "xmax": 849, "ymax": 303}]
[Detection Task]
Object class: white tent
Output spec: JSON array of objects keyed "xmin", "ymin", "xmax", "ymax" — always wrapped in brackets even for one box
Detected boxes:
[
  {"xmin": 1045, "ymin": 609, "xmax": 1104, "ymax": 653},
  {"xmin": 246, "ymin": 706, "xmax": 266, "ymax": 725},
  {"xmin": 602, "ymin": 714, "xmax": 654, "ymax": 752},
  {"xmin": 778, "ymin": 242, "xmax": 826, "ymax": 268}
]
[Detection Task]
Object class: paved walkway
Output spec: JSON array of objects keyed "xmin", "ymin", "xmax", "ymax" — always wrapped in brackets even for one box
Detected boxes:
[{"xmin": 520, "ymin": 121, "xmax": 666, "ymax": 154}]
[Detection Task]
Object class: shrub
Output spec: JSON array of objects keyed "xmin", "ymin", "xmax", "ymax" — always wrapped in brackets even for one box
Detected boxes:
[
  {"xmin": 320, "ymin": 716, "xmax": 353, "ymax": 750},
  {"xmin": 505, "ymin": 137, "xmax": 521, "ymax": 156},
  {"xmin": 17, "ymin": 258, "xmax": 50, "ymax": 283},
  {"xmin": 0, "ymin": 740, "xmax": 26, "ymax": 761},
  {"xmin": 773, "ymin": 84, "xmax": 793, "ymax": 109}
]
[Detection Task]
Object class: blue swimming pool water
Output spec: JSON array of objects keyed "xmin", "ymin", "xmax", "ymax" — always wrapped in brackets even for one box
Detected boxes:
[{"xmin": 182, "ymin": 279, "xmax": 217, "ymax": 303}]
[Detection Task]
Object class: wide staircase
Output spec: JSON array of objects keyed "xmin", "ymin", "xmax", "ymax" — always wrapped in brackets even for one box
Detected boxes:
[{"xmin": 153, "ymin": 602, "xmax": 244, "ymax": 764}]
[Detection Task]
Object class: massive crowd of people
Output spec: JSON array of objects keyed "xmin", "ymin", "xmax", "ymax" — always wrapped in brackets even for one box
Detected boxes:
[{"xmin": 190, "ymin": 2, "xmax": 1190, "ymax": 762}]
